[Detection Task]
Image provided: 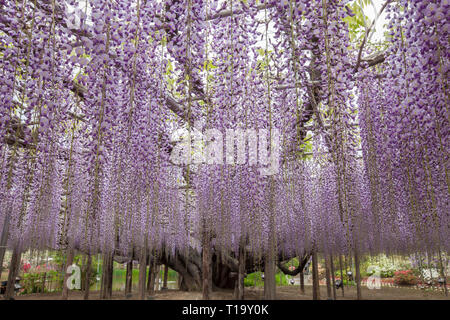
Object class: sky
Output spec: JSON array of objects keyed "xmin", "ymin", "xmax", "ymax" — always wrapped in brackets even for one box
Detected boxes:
[{"xmin": 363, "ymin": 0, "xmax": 389, "ymax": 42}]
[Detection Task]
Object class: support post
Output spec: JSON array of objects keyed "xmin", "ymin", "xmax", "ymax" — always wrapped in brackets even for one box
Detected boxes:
[
  {"xmin": 125, "ymin": 260, "xmax": 133, "ymax": 296},
  {"xmin": 354, "ymin": 250, "xmax": 362, "ymax": 300},
  {"xmin": 312, "ymin": 249, "xmax": 320, "ymax": 300},
  {"xmin": 330, "ymin": 254, "xmax": 337, "ymax": 300},
  {"xmin": 83, "ymin": 253, "xmax": 92, "ymax": 300},
  {"xmin": 234, "ymin": 242, "xmax": 245, "ymax": 300},
  {"xmin": 339, "ymin": 254, "xmax": 345, "ymax": 297},
  {"xmin": 202, "ymin": 231, "xmax": 211, "ymax": 300},
  {"xmin": 325, "ymin": 255, "xmax": 332, "ymax": 299},
  {"xmin": 138, "ymin": 249, "xmax": 147, "ymax": 300}
]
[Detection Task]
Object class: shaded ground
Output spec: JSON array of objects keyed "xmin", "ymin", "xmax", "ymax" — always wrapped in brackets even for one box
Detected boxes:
[{"xmin": 13, "ymin": 285, "xmax": 448, "ymax": 300}]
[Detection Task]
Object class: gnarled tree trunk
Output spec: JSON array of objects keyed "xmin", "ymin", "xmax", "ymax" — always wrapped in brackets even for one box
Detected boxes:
[{"xmin": 4, "ymin": 244, "xmax": 22, "ymax": 300}]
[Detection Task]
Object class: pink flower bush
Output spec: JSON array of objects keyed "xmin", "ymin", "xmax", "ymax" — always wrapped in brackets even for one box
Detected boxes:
[{"xmin": 394, "ymin": 270, "xmax": 418, "ymax": 286}]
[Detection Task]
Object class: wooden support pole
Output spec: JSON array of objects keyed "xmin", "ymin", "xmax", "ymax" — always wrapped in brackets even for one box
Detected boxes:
[
  {"xmin": 146, "ymin": 260, "xmax": 152, "ymax": 293},
  {"xmin": 325, "ymin": 254, "xmax": 332, "ymax": 299},
  {"xmin": 312, "ymin": 249, "xmax": 320, "ymax": 300},
  {"xmin": 83, "ymin": 254, "xmax": 92, "ymax": 300},
  {"xmin": 234, "ymin": 243, "xmax": 245, "ymax": 300},
  {"xmin": 108, "ymin": 255, "xmax": 114, "ymax": 298},
  {"xmin": 202, "ymin": 232, "xmax": 211, "ymax": 300},
  {"xmin": 330, "ymin": 254, "xmax": 337, "ymax": 300},
  {"xmin": 125, "ymin": 260, "xmax": 133, "ymax": 296},
  {"xmin": 354, "ymin": 250, "xmax": 362, "ymax": 300},
  {"xmin": 138, "ymin": 250, "xmax": 147, "ymax": 300},
  {"xmin": 339, "ymin": 254, "xmax": 345, "ymax": 297}
]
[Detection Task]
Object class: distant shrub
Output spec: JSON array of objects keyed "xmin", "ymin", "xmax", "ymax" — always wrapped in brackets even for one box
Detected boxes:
[{"xmin": 244, "ymin": 278, "xmax": 254, "ymax": 287}]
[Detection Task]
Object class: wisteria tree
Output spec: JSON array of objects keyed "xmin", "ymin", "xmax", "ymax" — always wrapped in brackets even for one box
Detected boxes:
[{"xmin": 0, "ymin": 0, "xmax": 448, "ymax": 300}]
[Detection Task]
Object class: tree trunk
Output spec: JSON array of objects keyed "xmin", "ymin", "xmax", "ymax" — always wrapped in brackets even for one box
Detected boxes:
[
  {"xmin": 159, "ymin": 244, "xmax": 298, "ymax": 293},
  {"xmin": 125, "ymin": 260, "xmax": 133, "ymax": 296},
  {"xmin": 312, "ymin": 249, "xmax": 320, "ymax": 300},
  {"xmin": 354, "ymin": 250, "xmax": 362, "ymax": 300},
  {"xmin": 83, "ymin": 254, "xmax": 92, "ymax": 300},
  {"xmin": 4, "ymin": 244, "xmax": 22, "ymax": 300},
  {"xmin": 161, "ymin": 248, "xmax": 202, "ymax": 291},
  {"xmin": 62, "ymin": 247, "xmax": 75, "ymax": 300}
]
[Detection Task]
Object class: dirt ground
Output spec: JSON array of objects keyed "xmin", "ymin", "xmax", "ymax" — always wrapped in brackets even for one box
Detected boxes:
[{"xmin": 13, "ymin": 285, "xmax": 449, "ymax": 300}]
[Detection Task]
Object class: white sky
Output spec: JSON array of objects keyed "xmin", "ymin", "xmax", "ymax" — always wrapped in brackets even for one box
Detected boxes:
[{"xmin": 362, "ymin": 0, "xmax": 388, "ymax": 42}]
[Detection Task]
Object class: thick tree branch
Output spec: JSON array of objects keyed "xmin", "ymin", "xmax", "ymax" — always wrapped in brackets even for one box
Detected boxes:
[
  {"xmin": 354, "ymin": 0, "xmax": 392, "ymax": 73},
  {"xmin": 277, "ymin": 253, "xmax": 311, "ymax": 276}
]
